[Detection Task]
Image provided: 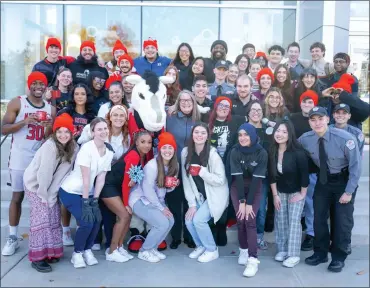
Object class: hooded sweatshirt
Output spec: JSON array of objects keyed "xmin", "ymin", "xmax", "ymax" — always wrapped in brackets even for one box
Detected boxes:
[{"xmin": 68, "ymin": 55, "xmax": 109, "ymax": 85}]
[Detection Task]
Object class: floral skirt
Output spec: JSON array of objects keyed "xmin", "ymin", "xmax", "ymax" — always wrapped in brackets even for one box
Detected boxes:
[{"xmin": 25, "ymin": 188, "xmax": 63, "ymax": 262}]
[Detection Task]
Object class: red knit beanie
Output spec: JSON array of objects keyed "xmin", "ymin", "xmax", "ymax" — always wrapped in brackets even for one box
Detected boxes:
[
  {"xmin": 332, "ymin": 73, "xmax": 355, "ymax": 93},
  {"xmin": 257, "ymin": 68, "xmax": 275, "ymax": 83},
  {"xmin": 46, "ymin": 37, "xmax": 62, "ymax": 52},
  {"xmin": 105, "ymin": 74, "xmax": 123, "ymax": 89},
  {"xmin": 113, "ymin": 39, "xmax": 128, "ymax": 55},
  {"xmin": 300, "ymin": 90, "xmax": 319, "ymax": 106},
  {"xmin": 214, "ymin": 96, "xmax": 232, "ymax": 110},
  {"xmin": 255, "ymin": 51, "xmax": 267, "ymax": 59},
  {"xmin": 143, "ymin": 38, "xmax": 158, "ymax": 50},
  {"xmin": 118, "ymin": 54, "xmax": 134, "ymax": 69},
  {"xmin": 53, "ymin": 113, "xmax": 74, "ymax": 134},
  {"xmin": 158, "ymin": 132, "xmax": 177, "ymax": 151},
  {"xmin": 80, "ymin": 40, "xmax": 96, "ymax": 53},
  {"xmin": 27, "ymin": 72, "xmax": 48, "ymax": 89}
]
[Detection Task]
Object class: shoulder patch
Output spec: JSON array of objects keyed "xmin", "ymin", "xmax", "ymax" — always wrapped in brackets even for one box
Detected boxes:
[
  {"xmin": 345, "ymin": 139, "xmax": 356, "ymax": 150},
  {"xmin": 358, "ymin": 133, "xmax": 364, "ymax": 143}
]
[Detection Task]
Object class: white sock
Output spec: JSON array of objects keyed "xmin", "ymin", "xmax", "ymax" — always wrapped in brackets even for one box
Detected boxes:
[
  {"xmin": 62, "ymin": 226, "xmax": 70, "ymax": 233},
  {"xmin": 9, "ymin": 225, "xmax": 18, "ymax": 237}
]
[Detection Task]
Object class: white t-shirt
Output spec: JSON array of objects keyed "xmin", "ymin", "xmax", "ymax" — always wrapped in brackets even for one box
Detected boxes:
[
  {"xmin": 97, "ymin": 102, "xmax": 111, "ymax": 118},
  {"xmin": 61, "ymin": 140, "xmax": 114, "ymax": 196}
]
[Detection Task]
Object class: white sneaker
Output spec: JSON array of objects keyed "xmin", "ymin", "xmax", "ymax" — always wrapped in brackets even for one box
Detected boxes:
[
  {"xmin": 106, "ymin": 249, "xmax": 130, "ymax": 263},
  {"xmin": 82, "ymin": 249, "xmax": 98, "ymax": 266},
  {"xmin": 282, "ymin": 256, "xmax": 300, "ymax": 268},
  {"xmin": 189, "ymin": 246, "xmax": 206, "ymax": 259},
  {"xmin": 238, "ymin": 248, "xmax": 249, "ymax": 265},
  {"xmin": 91, "ymin": 244, "xmax": 101, "ymax": 251},
  {"xmin": 63, "ymin": 231, "xmax": 74, "ymax": 246},
  {"xmin": 243, "ymin": 257, "xmax": 260, "ymax": 277},
  {"xmin": 118, "ymin": 246, "xmax": 134, "ymax": 260},
  {"xmin": 2, "ymin": 235, "xmax": 19, "ymax": 256},
  {"xmin": 151, "ymin": 249, "xmax": 166, "ymax": 260},
  {"xmin": 275, "ymin": 251, "xmax": 288, "ymax": 262},
  {"xmin": 138, "ymin": 250, "xmax": 160, "ymax": 263},
  {"xmin": 197, "ymin": 248, "xmax": 219, "ymax": 263},
  {"xmin": 71, "ymin": 252, "xmax": 86, "ymax": 268}
]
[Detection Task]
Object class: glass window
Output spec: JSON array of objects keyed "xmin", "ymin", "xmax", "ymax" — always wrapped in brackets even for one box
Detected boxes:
[
  {"xmin": 220, "ymin": 8, "xmax": 296, "ymax": 61},
  {"xmin": 64, "ymin": 5, "xmax": 141, "ymax": 61},
  {"xmin": 142, "ymin": 6, "xmax": 219, "ymax": 58},
  {"xmin": 1, "ymin": 4, "xmax": 63, "ymax": 100},
  {"xmin": 220, "ymin": 1, "xmax": 296, "ymax": 7},
  {"xmin": 350, "ymin": 1, "xmax": 369, "ymax": 18}
]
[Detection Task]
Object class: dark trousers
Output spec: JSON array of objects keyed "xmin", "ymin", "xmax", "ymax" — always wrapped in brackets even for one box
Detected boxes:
[
  {"xmin": 230, "ymin": 178, "xmax": 261, "ymax": 258},
  {"xmin": 165, "ymin": 183, "xmax": 191, "ymax": 241},
  {"xmin": 59, "ymin": 189, "xmax": 101, "ymax": 253},
  {"xmin": 99, "ymin": 200, "xmax": 116, "ymax": 249},
  {"xmin": 313, "ymin": 175, "xmax": 356, "ymax": 261}
]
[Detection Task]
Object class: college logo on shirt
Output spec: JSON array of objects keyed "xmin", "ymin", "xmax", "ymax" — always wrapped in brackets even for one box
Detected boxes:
[
  {"xmin": 250, "ymin": 161, "xmax": 258, "ymax": 166},
  {"xmin": 158, "ymin": 63, "xmax": 162, "ymax": 66}
]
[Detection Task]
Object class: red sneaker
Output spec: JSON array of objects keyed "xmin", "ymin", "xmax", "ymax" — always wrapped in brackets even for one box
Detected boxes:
[{"xmin": 157, "ymin": 240, "xmax": 167, "ymax": 251}]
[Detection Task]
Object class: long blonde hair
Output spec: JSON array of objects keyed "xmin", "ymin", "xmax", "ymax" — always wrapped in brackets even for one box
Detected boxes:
[
  {"xmin": 172, "ymin": 90, "xmax": 201, "ymax": 122},
  {"xmin": 264, "ymin": 87, "xmax": 285, "ymax": 119}
]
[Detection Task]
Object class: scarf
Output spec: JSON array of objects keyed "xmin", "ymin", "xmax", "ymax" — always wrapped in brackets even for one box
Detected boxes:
[{"xmin": 237, "ymin": 123, "xmax": 263, "ymax": 154}]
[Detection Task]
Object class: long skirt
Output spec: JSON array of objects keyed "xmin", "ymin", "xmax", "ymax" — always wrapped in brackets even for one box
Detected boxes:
[{"xmin": 25, "ymin": 188, "xmax": 63, "ymax": 262}]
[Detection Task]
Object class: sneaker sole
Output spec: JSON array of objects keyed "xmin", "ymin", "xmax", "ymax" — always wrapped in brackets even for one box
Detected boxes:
[
  {"xmin": 71, "ymin": 260, "xmax": 86, "ymax": 268},
  {"xmin": 2, "ymin": 244, "xmax": 19, "ymax": 256},
  {"xmin": 31, "ymin": 262, "xmax": 52, "ymax": 273},
  {"xmin": 138, "ymin": 255, "xmax": 160, "ymax": 263},
  {"xmin": 283, "ymin": 261, "xmax": 300, "ymax": 268},
  {"xmin": 243, "ymin": 272, "xmax": 258, "ymax": 278},
  {"xmin": 85, "ymin": 261, "xmax": 98, "ymax": 266},
  {"xmin": 197, "ymin": 255, "xmax": 219, "ymax": 263},
  {"xmin": 106, "ymin": 257, "xmax": 130, "ymax": 263}
]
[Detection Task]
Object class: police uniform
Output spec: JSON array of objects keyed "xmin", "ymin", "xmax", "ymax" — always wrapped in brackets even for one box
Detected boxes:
[
  {"xmin": 208, "ymin": 60, "xmax": 235, "ymax": 101},
  {"xmin": 298, "ymin": 106, "xmax": 361, "ymax": 271},
  {"xmin": 330, "ymin": 103, "xmax": 365, "ymax": 155}
]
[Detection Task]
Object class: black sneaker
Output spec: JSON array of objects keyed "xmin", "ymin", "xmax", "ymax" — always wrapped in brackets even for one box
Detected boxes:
[
  {"xmin": 301, "ymin": 235, "xmax": 314, "ymax": 251},
  {"xmin": 31, "ymin": 260, "xmax": 52, "ymax": 273},
  {"xmin": 305, "ymin": 254, "xmax": 328, "ymax": 266},
  {"xmin": 328, "ymin": 260, "xmax": 345, "ymax": 272},
  {"xmin": 184, "ymin": 238, "xmax": 196, "ymax": 249},
  {"xmin": 169, "ymin": 239, "xmax": 181, "ymax": 249}
]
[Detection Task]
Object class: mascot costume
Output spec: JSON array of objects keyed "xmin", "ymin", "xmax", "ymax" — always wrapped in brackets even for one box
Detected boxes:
[{"xmin": 125, "ymin": 71, "xmax": 173, "ymax": 252}]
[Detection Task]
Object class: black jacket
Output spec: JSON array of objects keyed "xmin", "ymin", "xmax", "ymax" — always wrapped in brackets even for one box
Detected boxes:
[
  {"xmin": 173, "ymin": 61, "xmax": 192, "ymax": 90},
  {"xmin": 32, "ymin": 58, "xmax": 68, "ymax": 87},
  {"xmin": 67, "ymin": 56, "xmax": 109, "ymax": 85}
]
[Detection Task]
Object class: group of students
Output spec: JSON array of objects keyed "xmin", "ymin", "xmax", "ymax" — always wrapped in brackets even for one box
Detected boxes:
[{"xmin": 1, "ymin": 36, "xmax": 368, "ymax": 279}]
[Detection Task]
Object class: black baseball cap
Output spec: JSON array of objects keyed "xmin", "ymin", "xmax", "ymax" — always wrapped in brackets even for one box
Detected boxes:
[
  {"xmin": 308, "ymin": 106, "xmax": 328, "ymax": 118},
  {"xmin": 333, "ymin": 103, "xmax": 350, "ymax": 113},
  {"xmin": 215, "ymin": 60, "xmax": 229, "ymax": 70}
]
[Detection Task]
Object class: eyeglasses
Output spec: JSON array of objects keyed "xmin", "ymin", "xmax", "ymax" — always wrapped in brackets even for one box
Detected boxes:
[
  {"xmin": 217, "ymin": 103, "xmax": 231, "ymax": 110},
  {"xmin": 250, "ymin": 108, "xmax": 262, "ymax": 114},
  {"xmin": 180, "ymin": 99, "xmax": 192, "ymax": 104},
  {"xmin": 334, "ymin": 59, "xmax": 346, "ymax": 64},
  {"xmin": 94, "ymin": 78, "xmax": 106, "ymax": 85}
]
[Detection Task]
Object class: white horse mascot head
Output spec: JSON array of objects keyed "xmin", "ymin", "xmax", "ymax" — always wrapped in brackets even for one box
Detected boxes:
[{"xmin": 126, "ymin": 71, "xmax": 174, "ymax": 132}]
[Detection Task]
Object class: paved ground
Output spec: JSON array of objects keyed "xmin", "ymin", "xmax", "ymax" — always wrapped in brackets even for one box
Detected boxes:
[{"xmin": 0, "ymin": 138, "xmax": 369, "ymax": 287}]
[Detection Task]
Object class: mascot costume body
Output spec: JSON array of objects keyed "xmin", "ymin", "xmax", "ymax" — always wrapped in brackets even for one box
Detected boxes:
[{"xmin": 125, "ymin": 71, "xmax": 173, "ymax": 251}]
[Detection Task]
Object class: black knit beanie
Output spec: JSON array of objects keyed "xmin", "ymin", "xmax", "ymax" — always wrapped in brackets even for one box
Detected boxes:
[{"xmin": 210, "ymin": 40, "xmax": 228, "ymax": 54}]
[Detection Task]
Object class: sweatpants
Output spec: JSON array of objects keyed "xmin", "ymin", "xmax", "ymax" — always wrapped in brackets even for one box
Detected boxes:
[
  {"xmin": 59, "ymin": 188, "xmax": 101, "ymax": 253},
  {"xmin": 133, "ymin": 200, "xmax": 174, "ymax": 252}
]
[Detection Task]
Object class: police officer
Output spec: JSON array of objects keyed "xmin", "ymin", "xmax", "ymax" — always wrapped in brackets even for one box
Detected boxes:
[
  {"xmin": 298, "ymin": 106, "xmax": 361, "ymax": 273},
  {"xmin": 208, "ymin": 60, "xmax": 235, "ymax": 101},
  {"xmin": 330, "ymin": 103, "xmax": 365, "ymax": 155}
]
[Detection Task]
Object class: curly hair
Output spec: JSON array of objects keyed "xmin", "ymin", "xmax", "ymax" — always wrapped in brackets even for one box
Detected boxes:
[{"xmin": 105, "ymin": 104, "xmax": 130, "ymax": 148}]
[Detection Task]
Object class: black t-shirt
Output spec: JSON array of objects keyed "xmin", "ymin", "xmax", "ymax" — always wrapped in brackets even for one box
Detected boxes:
[
  {"xmin": 210, "ymin": 115, "xmax": 245, "ymax": 158},
  {"xmin": 230, "ymin": 95, "xmax": 251, "ymax": 118},
  {"xmin": 57, "ymin": 108, "xmax": 90, "ymax": 139},
  {"xmin": 230, "ymin": 146, "xmax": 268, "ymax": 179},
  {"xmin": 55, "ymin": 91, "xmax": 71, "ymax": 112},
  {"xmin": 255, "ymin": 124, "xmax": 271, "ymax": 152},
  {"xmin": 190, "ymin": 152, "xmax": 206, "ymax": 200},
  {"xmin": 290, "ymin": 112, "xmax": 311, "ymax": 138},
  {"xmin": 92, "ymin": 91, "xmax": 109, "ymax": 116}
]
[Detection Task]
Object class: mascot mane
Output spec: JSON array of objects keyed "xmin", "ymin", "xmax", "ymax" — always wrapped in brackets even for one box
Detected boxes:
[{"xmin": 142, "ymin": 70, "xmax": 160, "ymax": 94}]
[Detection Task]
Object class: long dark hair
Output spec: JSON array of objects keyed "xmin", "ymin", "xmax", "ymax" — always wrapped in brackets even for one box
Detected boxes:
[
  {"xmin": 173, "ymin": 43, "xmax": 195, "ymax": 66},
  {"xmin": 108, "ymin": 81, "xmax": 129, "ymax": 107},
  {"xmin": 87, "ymin": 71, "xmax": 107, "ymax": 93},
  {"xmin": 156, "ymin": 151, "xmax": 179, "ymax": 188},
  {"xmin": 66, "ymin": 83, "xmax": 95, "ymax": 122},
  {"xmin": 51, "ymin": 130, "xmax": 76, "ymax": 163},
  {"xmin": 234, "ymin": 54, "xmax": 250, "ymax": 74},
  {"xmin": 273, "ymin": 64, "xmax": 293, "ymax": 110},
  {"xmin": 185, "ymin": 122, "xmax": 211, "ymax": 175},
  {"xmin": 188, "ymin": 56, "xmax": 205, "ymax": 81},
  {"xmin": 123, "ymin": 129, "xmax": 152, "ymax": 160},
  {"xmin": 296, "ymin": 68, "xmax": 320, "ymax": 96},
  {"xmin": 268, "ymin": 119, "xmax": 303, "ymax": 181}
]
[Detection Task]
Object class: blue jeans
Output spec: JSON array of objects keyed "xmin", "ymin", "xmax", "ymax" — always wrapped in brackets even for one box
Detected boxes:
[
  {"xmin": 59, "ymin": 188, "xmax": 101, "ymax": 253},
  {"xmin": 256, "ymin": 178, "xmax": 269, "ymax": 240},
  {"xmin": 304, "ymin": 174, "xmax": 317, "ymax": 237},
  {"xmin": 185, "ymin": 200, "xmax": 217, "ymax": 252}
]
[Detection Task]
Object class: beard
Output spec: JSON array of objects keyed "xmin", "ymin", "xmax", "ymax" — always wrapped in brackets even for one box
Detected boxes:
[{"xmin": 212, "ymin": 51, "xmax": 225, "ymax": 60}]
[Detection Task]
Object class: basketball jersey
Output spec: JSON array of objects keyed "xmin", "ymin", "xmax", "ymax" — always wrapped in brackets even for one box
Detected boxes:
[{"xmin": 8, "ymin": 95, "xmax": 52, "ymax": 170}]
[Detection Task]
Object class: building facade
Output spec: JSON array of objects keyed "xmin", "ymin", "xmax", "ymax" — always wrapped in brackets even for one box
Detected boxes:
[{"xmin": 1, "ymin": 1, "xmax": 369, "ymax": 100}]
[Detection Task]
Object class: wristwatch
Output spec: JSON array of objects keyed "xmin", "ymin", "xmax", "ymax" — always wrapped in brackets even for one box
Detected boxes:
[{"xmin": 239, "ymin": 199, "xmax": 246, "ymax": 204}]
